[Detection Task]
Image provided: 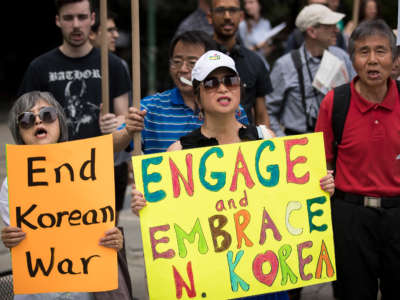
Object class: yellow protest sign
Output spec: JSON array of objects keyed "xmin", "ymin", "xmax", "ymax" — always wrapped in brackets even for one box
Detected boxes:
[
  {"xmin": 6, "ymin": 135, "xmax": 117, "ymax": 294},
  {"xmin": 132, "ymin": 132, "xmax": 335, "ymax": 300}
]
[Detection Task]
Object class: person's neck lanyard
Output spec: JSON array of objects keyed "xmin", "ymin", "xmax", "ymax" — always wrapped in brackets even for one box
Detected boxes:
[{"xmin": 303, "ymin": 46, "xmax": 320, "ymax": 101}]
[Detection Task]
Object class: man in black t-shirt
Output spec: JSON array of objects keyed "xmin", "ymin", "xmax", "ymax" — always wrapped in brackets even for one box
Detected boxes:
[
  {"xmin": 18, "ymin": 0, "xmax": 130, "ymax": 141},
  {"xmin": 207, "ymin": 0, "xmax": 273, "ymax": 128}
]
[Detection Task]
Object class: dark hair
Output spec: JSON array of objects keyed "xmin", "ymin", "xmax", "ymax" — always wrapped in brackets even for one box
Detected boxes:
[
  {"xmin": 9, "ymin": 91, "xmax": 69, "ymax": 145},
  {"xmin": 243, "ymin": 0, "xmax": 265, "ymax": 22},
  {"xmin": 169, "ymin": 30, "xmax": 217, "ymax": 59},
  {"xmin": 348, "ymin": 19, "xmax": 396, "ymax": 62},
  {"xmin": 359, "ymin": 0, "xmax": 380, "ymax": 22},
  {"xmin": 54, "ymin": 0, "xmax": 93, "ymax": 14},
  {"xmin": 91, "ymin": 9, "xmax": 118, "ymax": 33},
  {"xmin": 210, "ymin": 0, "xmax": 242, "ymax": 10}
]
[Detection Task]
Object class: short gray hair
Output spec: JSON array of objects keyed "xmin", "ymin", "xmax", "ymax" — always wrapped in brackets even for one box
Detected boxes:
[
  {"xmin": 348, "ymin": 19, "xmax": 396, "ymax": 62},
  {"xmin": 9, "ymin": 91, "xmax": 69, "ymax": 145}
]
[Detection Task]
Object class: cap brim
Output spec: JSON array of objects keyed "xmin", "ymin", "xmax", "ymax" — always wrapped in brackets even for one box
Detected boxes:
[
  {"xmin": 319, "ymin": 12, "xmax": 345, "ymax": 25},
  {"xmin": 197, "ymin": 65, "xmax": 238, "ymax": 82}
]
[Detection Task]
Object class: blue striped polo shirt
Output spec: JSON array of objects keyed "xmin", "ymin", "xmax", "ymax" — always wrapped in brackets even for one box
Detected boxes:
[{"xmin": 141, "ymin": 87, "xmax": 249, "ymax": 154}]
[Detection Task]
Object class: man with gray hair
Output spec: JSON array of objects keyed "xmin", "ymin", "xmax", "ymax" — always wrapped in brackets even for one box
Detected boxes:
[
  {"xmin": 266, "ymin": 4, "xmax": 355, "ymax": 137},
  {"xmin": 316, "ymin": 19, "xmax": 400, "ymax": 300}
]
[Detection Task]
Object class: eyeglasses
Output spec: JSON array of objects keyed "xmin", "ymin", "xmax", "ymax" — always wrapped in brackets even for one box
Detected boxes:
[
  {"xmin": 17, "ymin": 106, "xmax": 58, "ymax": 129},
  {"xmin": 107, "ymin": 26, "xmax": 118, "ymax": 33},
  {"xmin": 213, "ymin": 7, "xmax": 241, "ymax": 16},
  {"xmin": 202, "ymin": 75, "xmax": 241, "ymax": 90},
  {"xmin": 170, "ymin": 58, "xmax": 198, "ymax": 70}
]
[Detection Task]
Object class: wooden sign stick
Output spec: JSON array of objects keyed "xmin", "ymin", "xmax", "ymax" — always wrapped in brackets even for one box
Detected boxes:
[
  {"xmin": 100, "ymin": 0, "xmax": 109, "ymax": 114},
  {"xmin": 132, "ymin": 0, "xmax": 142, "ymax": 156},
  {"xmin": 352, "ymin": 0, "xmax": 361, "ymax": 28}
]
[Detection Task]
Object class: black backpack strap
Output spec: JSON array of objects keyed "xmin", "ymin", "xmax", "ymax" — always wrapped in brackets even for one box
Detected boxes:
[
  {"xmin": 396, "ymin": 80, "xmax": 400, "ymax": 92},
  {"xmin": 290, "ymin": 49, "xmax": 307, "ymax": 125},
  {"xmin": 331, "ymin": 83, "xmax": 351, "ymax": 170}
]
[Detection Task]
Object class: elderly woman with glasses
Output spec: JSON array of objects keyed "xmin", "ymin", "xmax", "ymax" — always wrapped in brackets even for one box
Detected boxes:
[{"xmin": 0, "ymin": 91, "xmax": 124, "ymax": 300}]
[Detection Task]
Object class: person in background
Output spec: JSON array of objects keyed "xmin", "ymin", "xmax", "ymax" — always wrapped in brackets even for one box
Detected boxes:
[
  {"xmin": 89, "ymin": 9, "xmax": 120, "ymax": 52},
  {"xmin": 343, "ymin": 0, "xmax": 380, "ymax": 41},
  {"xmin": 391, "ymin": 47, "xmax": 400, "ymax": 80},
  {"xmin": 131, "ymin": 50, "xmax": 335, "ymax": 300},
  {"xmin": 285, "ymin": 0, "xmax": 347, "ymax": 53},
  {"xmin": 174, "ymin": 0, "xmax": 214, "ymax": 38},
  {"xmin": 88, "ymin": 7, "xmax": 131, "ymax": 76},
  {"xmin": 0, "ymin": 91, "xmax": 126, "ymax": 300},
  {"xmin": 267, "ymin": 4, "xmax": 355, "ymax": 137},
  {"xmin": 391, "ymin": 31, "xmax": 400, "ymax": 80},
  {"xmin": 88, "ymin": 7, "xmax": 131, "ymax": 82},
  {"xmin": 238, "ymin": 0, "xmax": 273, "ymax": 69},
  {"xmin": 316, "ymin": 19, "xmax": 400, "ymax": 300},
  {"xmin": 207, "ymin": 0, "xmax": 273, "ymax": 128}
]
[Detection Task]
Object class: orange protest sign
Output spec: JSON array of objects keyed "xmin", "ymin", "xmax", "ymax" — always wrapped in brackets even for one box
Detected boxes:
[{"xmin": 6, "ymin": 135, "xmax": 117, "ymax": 294}]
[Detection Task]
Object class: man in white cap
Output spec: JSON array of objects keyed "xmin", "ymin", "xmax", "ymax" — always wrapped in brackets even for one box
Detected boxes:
[
  {"xmin": 266, "ymin": 3, "xmax": 355, "ymax": 137},
  {"xmin": 285, "ymin": 0, "xmax": 347, "ymax": 53}
]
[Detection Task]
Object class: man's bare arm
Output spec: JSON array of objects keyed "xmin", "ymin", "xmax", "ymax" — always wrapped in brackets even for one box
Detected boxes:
[{"xmin": 112, "ymin": 107, "xmax": 146, "ymax": 153}]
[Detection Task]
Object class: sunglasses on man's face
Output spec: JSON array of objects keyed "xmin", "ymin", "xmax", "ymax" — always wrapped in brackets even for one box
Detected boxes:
[
  {"xmin": 202, "ymin": 75, "xmax": 241, "ymax": 90},
  {"xmin": 17, "ymin": 106, "xmax": 58, "ymax": 129}
]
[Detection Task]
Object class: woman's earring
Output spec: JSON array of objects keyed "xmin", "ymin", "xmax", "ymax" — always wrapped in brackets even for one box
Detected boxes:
[
  {"xmin": 198, "ymin": 110, "xmax": 204, "ymax": 121},
  {"xmin": 236, "ymin": 108, "xmax": 241, "ymax": 117}
]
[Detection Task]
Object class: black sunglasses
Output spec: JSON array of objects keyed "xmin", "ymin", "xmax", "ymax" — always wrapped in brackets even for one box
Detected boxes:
[
  {"xmin": 17, "ymin": 106, "xmax": 58, "ymax": 129},
  {"xmin": 202, "ymin": 75, "xmax": 241, "ymax": 90}
]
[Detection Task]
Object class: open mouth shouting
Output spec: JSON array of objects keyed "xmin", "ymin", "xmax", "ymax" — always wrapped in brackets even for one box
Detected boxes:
[
  {"xmin": 367, "ymin": 69, "xmax": 381, "ymax": 80},
  {"xmin": 35, "ymin": 127, "xmax": 48, "ymax": 139},
  {"xmin": 70, "ymin": 31, "xmax": 83, "ymax": 42},
  {"xmin": 217, "ymin": 96, "xmax": 232, "ymax": 107}
]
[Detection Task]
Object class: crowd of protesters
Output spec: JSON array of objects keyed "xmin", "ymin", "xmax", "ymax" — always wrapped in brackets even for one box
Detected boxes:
[{"xmin": 1, "ymin": 0, "xmax": 400, "ymax": 299}]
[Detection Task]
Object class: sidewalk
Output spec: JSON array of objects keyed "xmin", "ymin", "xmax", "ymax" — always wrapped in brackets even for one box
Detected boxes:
[{"xmin": 0, "ymin": 120, "xmax": 336, "ymax": 300}]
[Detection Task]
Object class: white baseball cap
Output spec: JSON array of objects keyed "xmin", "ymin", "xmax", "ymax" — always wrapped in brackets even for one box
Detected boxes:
[
  {"xmin": 295, "ymin": 4, "xmax": 345, "ymax": 32},
  {"xmin": 191, "ymin": 50, "xmax": 238, "ymax": 83}
]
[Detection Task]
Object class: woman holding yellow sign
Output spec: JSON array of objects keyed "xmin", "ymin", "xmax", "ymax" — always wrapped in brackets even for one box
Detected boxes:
[
  {"xmin": 132, "ymin": 50, "xmax": 335, "ymax": 300},
  {"xmin": 0, "ymin": 91, "xmax": 124, "ymax": 299}
]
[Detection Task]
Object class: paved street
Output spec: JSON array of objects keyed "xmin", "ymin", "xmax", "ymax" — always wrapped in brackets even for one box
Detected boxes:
[{"xmin": 0, "ymin": 117, "xmax": 336, "ymax": 300}]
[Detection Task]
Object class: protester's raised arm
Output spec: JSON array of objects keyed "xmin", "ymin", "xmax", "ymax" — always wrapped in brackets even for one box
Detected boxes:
[{"xmin": 112, "ymin": 107, "xmax": 146, "ymax": 153}]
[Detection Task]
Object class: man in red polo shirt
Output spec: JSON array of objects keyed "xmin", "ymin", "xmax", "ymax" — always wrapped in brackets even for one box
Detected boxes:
[{"xmin": 315, "ymin": 19, "xmax": 400, "ymax": 300}]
